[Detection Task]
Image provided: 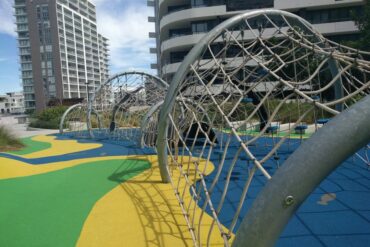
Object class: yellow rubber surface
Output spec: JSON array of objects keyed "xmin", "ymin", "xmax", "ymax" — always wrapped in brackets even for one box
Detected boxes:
[
  {"xmin": 1, "ymin": 135, "xmax": 233, "ymax": 246},
  {"xmin": 19, "ymin": 135, "xmax": 102, "ymax": 158},
  {"xmin": 78, "ymin": 156, "xmax": 233, "ymax": 247}
]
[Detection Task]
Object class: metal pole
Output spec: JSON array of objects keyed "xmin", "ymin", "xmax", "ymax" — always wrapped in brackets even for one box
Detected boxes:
[
  {"xmin": 232, "ymin": 95, "xmax": 370, "ymax": 247},
  {"xmin": 140, "ymin": 100, "xmax": 164, "ymax": 148},
  {"xmin": 86, "ymin": 82, "xmax": 94, "ymax": 138},
  {"xmin": 328, "ymin": 58, "xmax": 344, "ymax": 112}
]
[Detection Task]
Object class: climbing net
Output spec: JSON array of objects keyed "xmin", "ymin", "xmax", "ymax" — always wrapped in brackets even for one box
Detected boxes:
[
  {"xmin": 60, "ymin": 71, "xmax": 168, "ymax": 147},
  {"xmin": 59, "ymin": 103, "xmax": 100, "ymax": 139},
  {"xmin": 157, "ymin": 10, "xmax": 370, "ymax": 246}
]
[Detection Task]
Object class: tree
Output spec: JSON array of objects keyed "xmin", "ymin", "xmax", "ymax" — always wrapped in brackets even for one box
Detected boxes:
[{"xmin": 349, "ymin": 0, "xmax": 370, "ymax": 51}]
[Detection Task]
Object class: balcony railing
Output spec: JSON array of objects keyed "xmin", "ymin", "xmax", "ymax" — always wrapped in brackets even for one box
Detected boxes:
[{"xmin": 163, "ymin": 1, "xmax": 226, "ymax": 19}]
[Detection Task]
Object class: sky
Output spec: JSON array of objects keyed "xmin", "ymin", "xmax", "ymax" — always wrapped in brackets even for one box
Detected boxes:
[{"xmin": 0, "ymin": 0, "xmax": 155, "ymax": 94}]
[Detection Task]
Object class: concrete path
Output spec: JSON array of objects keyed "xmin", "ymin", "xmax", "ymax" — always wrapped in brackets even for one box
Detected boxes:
[{"xmin": 0, "ymin": 115, "xmax": 58, "ymax": 138}]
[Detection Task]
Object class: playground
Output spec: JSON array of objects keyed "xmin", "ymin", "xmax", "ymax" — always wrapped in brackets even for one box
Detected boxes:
[
  {"xmin": 0, "ymin": 133, "xmax": 369, "ymax": 246},
  {"xmin": 1, "ymin": 9, "xmax": 370, "ymax": 247}
]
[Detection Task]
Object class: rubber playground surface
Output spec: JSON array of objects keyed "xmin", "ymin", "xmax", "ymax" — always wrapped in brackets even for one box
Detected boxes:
[{"xmin": 0, "ymin": 134, "xmax": 369, "ymax": 247}]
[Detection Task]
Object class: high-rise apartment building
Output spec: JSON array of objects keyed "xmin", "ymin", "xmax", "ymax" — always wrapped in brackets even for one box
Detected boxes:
[
  {"xmin": 148, "ymin": 0, "xmax": 365, "ymax": 82},
  {"xmin": 14, "ymin": 0, "xmax": 109, "ymax": 112}
]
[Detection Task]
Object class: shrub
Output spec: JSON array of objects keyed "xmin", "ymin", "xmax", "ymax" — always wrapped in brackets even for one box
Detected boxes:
[
  {"xmin": 29, "ymin": 106, "xmax": 68, "ymax": 129},
  {"xmin": 0, "ymin": 125, "xmax": 24, "ymax": 151}
]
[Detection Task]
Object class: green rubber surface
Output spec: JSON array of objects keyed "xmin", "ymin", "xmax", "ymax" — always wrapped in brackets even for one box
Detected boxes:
[
  {"xmin": 0, "ymin": 159, "xmax": 150, "ymax": 247},
  {"xmin": 7, "ymin": 136, "xmax": 51, "ymax": 155}
]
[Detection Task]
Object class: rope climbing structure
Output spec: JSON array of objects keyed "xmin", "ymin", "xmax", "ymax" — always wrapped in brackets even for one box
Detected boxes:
[
  {"xmin": 60, "ymin": 71, "xmax": 168, "ymax": 147},
  {"xmin": 156, "ymin": 9, "xmax": 370, "ymax": 247}
]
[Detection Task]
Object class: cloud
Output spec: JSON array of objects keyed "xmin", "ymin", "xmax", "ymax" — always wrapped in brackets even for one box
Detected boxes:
[
  {"xmin": 0, "ymin": 0, "xmax": 156, "ymax": 75},
  {"xmin": 92, "ymin": 1, "xmax": 156, "ymax": 74},
  {"xmin": 0, "ymin": 0, "xmax": 16, "ymax": 37}
]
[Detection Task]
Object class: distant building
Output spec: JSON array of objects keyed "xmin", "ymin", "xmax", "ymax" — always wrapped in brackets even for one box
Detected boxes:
[
  {"xmin": 0, "ymin": 92, "xmax": 25, "ymax": 114},
  {"xmin": 14, "ymin": 0, "xmax": 110, "ymax": 112},
  {"xmin": 148, "ymin": 0, "xmax": 365, "ymax": 82}
]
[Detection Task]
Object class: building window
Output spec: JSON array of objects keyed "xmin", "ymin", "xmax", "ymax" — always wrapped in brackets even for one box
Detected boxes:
[
  {"xmin": 192, "ymin": 22, "xmax": 208, "ymax": 34},
  {"xmin": 298, "ymin": 6, "xmax": 363, "ymax": 24},
  {"xmin": 226, "ymin": 0, "xmax": 273, "ymax": 11},
  {"xmin": 42, "ymin": 6, "xmax": 49, "ymax": 19},
  {"xmin": 169, "ymin": 28, "xmax": 192, "ymax": 38},
  {"xmin": 24, "ymin": 86, "xmax": 34, "ymax": 93},
  {"xmin": 170, "ymin": 51, "xmax": 189, "ymax": 63},
  {"xmin": 21, "ymin": 63, "xmax": 32, "ymax": 70},
  {"xmin": 191, "ymin": 0, "xmax": 205, "ymax": 7},
  {"xmin": 326, "ymin": 33, "xmax": 361, "ymax": 43}
]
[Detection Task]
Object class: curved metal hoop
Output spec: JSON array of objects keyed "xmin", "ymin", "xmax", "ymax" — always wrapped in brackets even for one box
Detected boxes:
[
  {"xmin": 155, "ymin": 8, "xmax": 370, "ymax": 247},
  {"xmin": 59, "ymin": 103, "xmax": 102, "ymax": 135},
  {"xmin": 89, "ymin": 70, "xmax": 168, "ymax": 104},
  {"xmin": 86, "ymin": 70, "xmax": 169, "ymax": 139},
  {"xmin": 156, "ymin": 8, "xmax": 347, "ymax": 182},
  {"xmin": 59, "ymin": 103, "xmax": 83, "ymax": 134}
]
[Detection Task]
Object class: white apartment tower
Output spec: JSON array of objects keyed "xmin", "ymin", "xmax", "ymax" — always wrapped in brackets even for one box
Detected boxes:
[
  {"xmin": 14, "ymin": 0, "xmax": 109, "ymax": 112},
  {"xmin": 148, "ymin": 0, "xmax": 366, "ymax": 82}
]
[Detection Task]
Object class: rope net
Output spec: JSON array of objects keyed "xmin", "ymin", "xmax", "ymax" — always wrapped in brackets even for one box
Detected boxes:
[{"xmin": 161, "ymin": 11, "xmax": 370, "ymax": 246}]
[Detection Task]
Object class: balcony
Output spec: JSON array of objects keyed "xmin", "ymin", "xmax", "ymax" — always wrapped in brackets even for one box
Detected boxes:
[
  {"xmin": 20, "ymin": 50, "xmax": 31, "ymax": 55},
  {"xmin": 15, "ymin": 19, "xmax": 28, "ymax": 24},
  {"xmin": 160, "ymin": 1, "xmax": 227, "ymax": 19},
  {"xmin": 161, "ymin": 32, "xmax": 204, "ymax": 52},
  {"xmin": 161, "ymin": 62, "xmax": 181, "ymax": 75},
  {"xmin": 160, "ymin": 5, "xmax": 227, "ymax": 30},
  {"xmin": 14, "ymin": 11, "xmax": 26, "ymax": 16},
  {"xmin": 275, "ymin": 0, "xmax": 365, "ymax": 10},
  {"xmin": 18, "ymin": 43, "xmax": 30, "ymax": 48}
]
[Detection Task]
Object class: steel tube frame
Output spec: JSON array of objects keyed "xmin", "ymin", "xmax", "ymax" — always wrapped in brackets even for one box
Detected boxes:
[
  {"xmin": 89, "ymin": 70, "xmax": 168, "ymax": 103},
  {"xmin": 232, "ymin": 95, "xmax": 370, "ymax": 247},
  {"xmin": 59, "ymin": 103, "xmax": 83, "ymax": 134},
  {"xmin": 156, "ymin": 9, "xmax": 342, "ymax": 183},
  {"xmin": 60, "ymin": 103, "xmax": 102, "ymax": 135},
  {"xmin": 87, "ymin": 71, "xmax": 169, "ymax": 138}
]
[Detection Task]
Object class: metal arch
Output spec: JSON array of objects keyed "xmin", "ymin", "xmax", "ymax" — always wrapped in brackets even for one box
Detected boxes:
[
  {"xmin": 232, "ymin": 95, "xmax": 370, "ymax": 247},
  {"xmin": 59, "ymin": 103, "xmax": 102, "ymax": 135},
  {"xmin": 59, "ymin": 103, "xmax": 83, "ymax": 134},
  {"xmin": 87, "ymin": 70, "xmax": 169, "ymax": 138},
  {"xmin": 89, "ymin": 70, "xmax": 169, "ymax": 103},
  {"xmin": 156, "ymin": 9, "xmax": 344, "ymax": 183}
]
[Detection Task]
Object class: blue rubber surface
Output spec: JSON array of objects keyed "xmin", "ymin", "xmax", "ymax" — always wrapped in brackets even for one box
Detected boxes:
[{"xmin": 192, "ymin": 132, "xmax": 370, "ymax": 246}]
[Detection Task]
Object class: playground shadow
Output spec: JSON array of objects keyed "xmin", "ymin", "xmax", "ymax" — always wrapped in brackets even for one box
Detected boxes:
[
  {"xmin": 104, "ymin": 156, "xmax": 228, "ymax": 247},
  {"xmin": 108, "ymin": 157, "xmax": 194, "ymax": 247}
]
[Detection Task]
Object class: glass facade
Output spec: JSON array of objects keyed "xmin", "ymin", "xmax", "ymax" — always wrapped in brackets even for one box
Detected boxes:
[
  {"xmin": 14, "ymin": 0, "xmax": 109, "ymax": 111},
  {"xmin": 226, "ymin": 0, "xmax": 273, "ymax": 11},
  {"xmin": 165, "ymin": 6, "xmax": 361, "ymax": 43},
  {"xmin": 37, "ymin": 4, "xmax": 57, "ymax": 99},
  {"xmin": 15, "ymin": 0, "xmax": 35, "ymax": 110},
  {"xmin": 56, "ymin": 0, "xmax": 109, "ymax": 99},
  {"xmin": 297, "ymin": 6, "xmax": 363, "ymax": 25}
]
